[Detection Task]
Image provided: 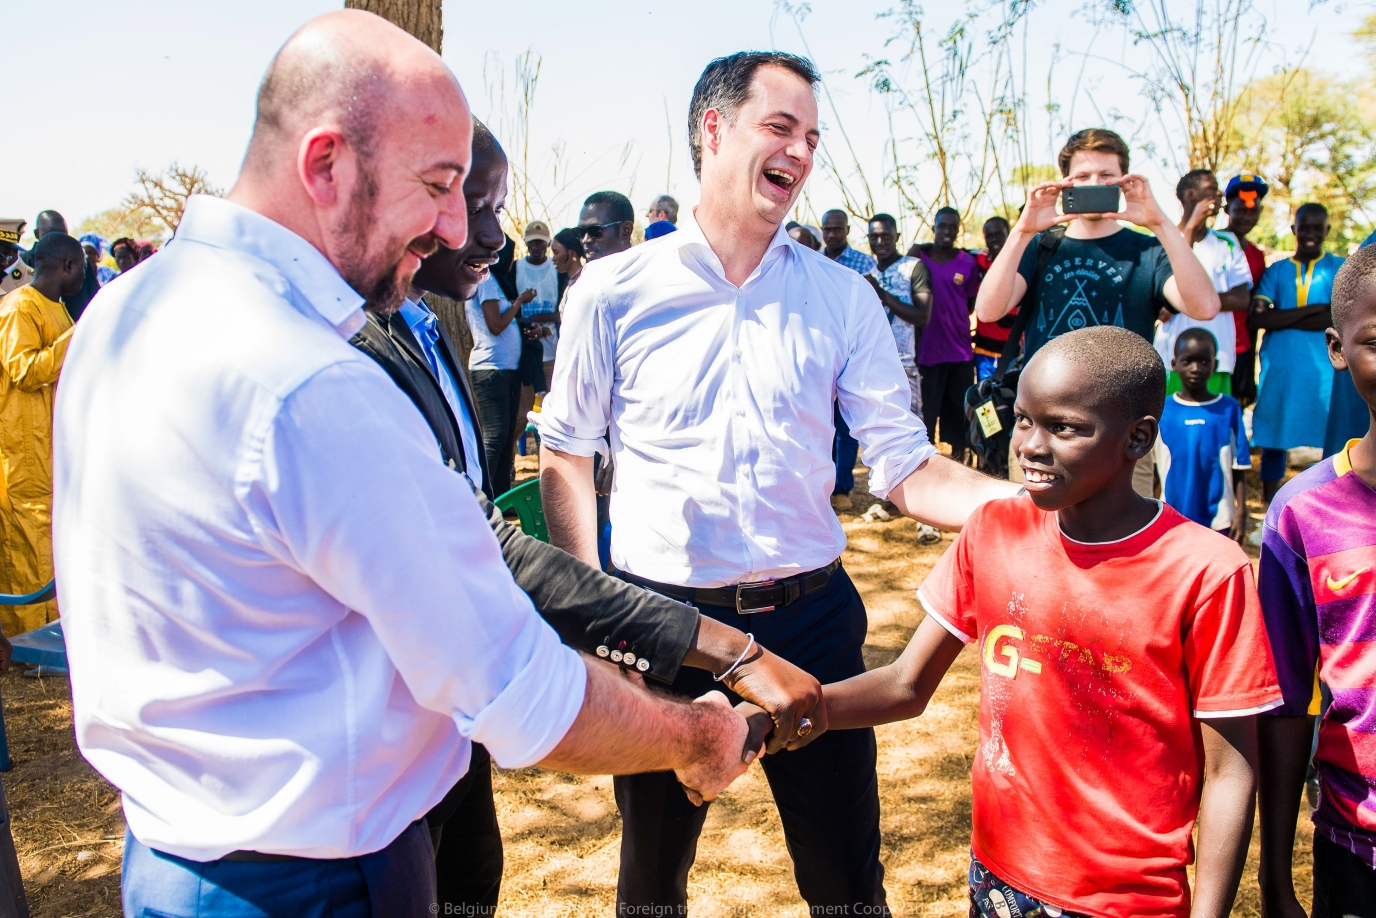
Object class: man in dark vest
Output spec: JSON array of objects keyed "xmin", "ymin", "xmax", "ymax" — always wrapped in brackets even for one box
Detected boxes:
[{"xmin": 350, "ymin": 120, "xmax": 826, "ymax": 912}]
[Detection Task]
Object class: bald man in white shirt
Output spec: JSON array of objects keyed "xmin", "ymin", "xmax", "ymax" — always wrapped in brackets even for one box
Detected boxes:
[
  {"xmin": 53, "ymin": 13, "xmax": 758, "ymax": 917},
  {"xmin": 538, "ymin": 51, "xmax": 1017, "ymax": 915}
]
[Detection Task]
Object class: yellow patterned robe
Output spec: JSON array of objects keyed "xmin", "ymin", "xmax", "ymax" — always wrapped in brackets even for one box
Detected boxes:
[{"xmin": 0, "ymin": 285, "xmax": 73, "ymax": 635}]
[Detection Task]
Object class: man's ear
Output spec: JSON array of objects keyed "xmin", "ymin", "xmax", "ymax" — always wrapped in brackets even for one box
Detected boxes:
[
  {"xmin": 701, "ymin": 108, "xmax": 723, "ymax": 164},
  {"xmin": 1327, "ymin": 327, "xmax": 1349, "ymax": 372},
  {"xmin": 297, "ymin": 128, "xmax": 349, "ymax": 207},
  {"xmin": 1125, "ymin": 416, "xmax": 1158, "ymax": 461}
]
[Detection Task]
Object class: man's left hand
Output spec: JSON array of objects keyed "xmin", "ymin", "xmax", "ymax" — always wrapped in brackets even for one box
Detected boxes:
[{"xmin": 1109, "ymin": 174, "xmax": 1169, "ymax": 231}]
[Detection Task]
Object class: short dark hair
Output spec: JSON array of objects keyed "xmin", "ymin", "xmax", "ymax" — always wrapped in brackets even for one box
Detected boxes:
[
  {"xmin": 1331, "ymin": 243, "xmax": 1376, "ymax": 334},
  {"xmin": 1295, "ymin": 202, "xmax": 1329, "ymax": 224},
  {"xmin": 1175, "ymin": 168, "xmax": 1215, "ymax": 203},
  {"xmin": 1174, "ymin": 326, "xmax": 1218, "ymax": 357},
  {"xmin": 553, "ymin": 227, "xmax": 586, "ymax": 260},
  {"xmin": 1058, "ymin": 128, "xmax": 1131, "ymax": 176},
  {"xmin": 1034, "ymin": 326, "xmax": 1166, "ymax": 420},
  {"xmin": 868, "ymin": 213, "xmax": 897, "ymax": 231},
  {"xmin": 983, "ymin": 215, "xmax": 1010, "ymax": 230},
  {"xmin": 688, "ymin": 51, "xmax": 821, "ymax": 178},
  {"xmin": 31, "ymin": 231, "xmax": 84, "ymax": 266},
  {"xmin": 933, "ymin": 206, "xmax": 960, "ymax": 222},
  {"xmin": 822, "ymin": 209, "xmax": 848, "ymax": 225},
  {"xmin": 583, "ymin": 190, "xmax": 635, "ymax": 224}
]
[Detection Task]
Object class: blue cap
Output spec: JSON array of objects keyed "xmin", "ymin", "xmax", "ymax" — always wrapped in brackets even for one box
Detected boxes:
[{"xmin": 1224, "ymin": 173, "xmax": 1269, "ymax": 207}]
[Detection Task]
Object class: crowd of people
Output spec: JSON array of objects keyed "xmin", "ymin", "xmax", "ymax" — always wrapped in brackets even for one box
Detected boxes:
[{"xmin": 0, "ymin": 8, "xmax": 1373, "ymax": 918}]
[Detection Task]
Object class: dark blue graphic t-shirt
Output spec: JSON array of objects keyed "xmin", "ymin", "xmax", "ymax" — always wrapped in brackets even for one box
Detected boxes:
[{"xmin": 1015, "ymin": 228, "xmax": 1174, "ymax": 358}]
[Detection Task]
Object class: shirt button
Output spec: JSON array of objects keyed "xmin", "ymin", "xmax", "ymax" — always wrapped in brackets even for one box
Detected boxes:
[
  {"xmin": 610, "ymin": 650, "xmax": 624, "ymax": 663},
  {"xmin": 636, "ymin": 658, "xmax": 651, "ymax": 672},
  {"xmin": 596, "ymin": 645, "xmax": 610, "ymax": 658},
  {"xmin": 622, "ymin": 652, "xmax": 637, "ymax": 665}
]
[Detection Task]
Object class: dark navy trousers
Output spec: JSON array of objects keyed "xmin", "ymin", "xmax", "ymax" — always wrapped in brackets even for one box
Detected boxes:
[
  {"xmin": 613, "ymin": 565, "xmax": 888, "ymax": 916},
  {"xmin": 122, "ymin": 820, "xmax": 436, "ymax": 918}
]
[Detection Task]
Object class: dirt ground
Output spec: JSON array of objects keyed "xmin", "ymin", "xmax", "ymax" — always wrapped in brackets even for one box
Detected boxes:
[{"xmin": 1, "ymin": 455, "xmax": 1314, "ymax": 917}]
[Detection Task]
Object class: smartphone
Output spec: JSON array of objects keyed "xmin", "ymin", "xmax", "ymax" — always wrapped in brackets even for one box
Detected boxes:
[{"xmin": 1061, "ymin": 185, "xmax": 1121, "ymax": 214}]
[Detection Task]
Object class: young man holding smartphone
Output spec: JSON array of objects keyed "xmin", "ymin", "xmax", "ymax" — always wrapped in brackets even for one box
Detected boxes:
[{"xmin": 975, "ymin": 127, "xmax": 1220, "ymax": 496}]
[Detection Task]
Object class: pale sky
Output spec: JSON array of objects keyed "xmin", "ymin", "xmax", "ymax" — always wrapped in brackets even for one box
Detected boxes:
[{"xmin": 10, "ymin": 0, "xmax": 1367, "ymax": 246}]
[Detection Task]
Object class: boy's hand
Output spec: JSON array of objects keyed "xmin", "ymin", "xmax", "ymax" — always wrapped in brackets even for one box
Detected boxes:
[
  {"xmin": 1108, "ymin": 174, "xmax": 1170, "ymax": 232},
  {"xmin": 1015, "ymin": 180, "xmax": 1075, "ymax": 235},
  {"xmin": 1228, "ymin": 515, "xmax": 1246, "ymax": 546}
]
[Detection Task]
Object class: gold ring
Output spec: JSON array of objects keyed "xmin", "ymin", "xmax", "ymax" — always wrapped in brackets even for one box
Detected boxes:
[{"xmin": 796, "ymin": 717, "xmax": 813, "ymax": 737}]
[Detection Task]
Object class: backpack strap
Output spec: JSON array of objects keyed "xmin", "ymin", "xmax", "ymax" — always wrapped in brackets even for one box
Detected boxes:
[{"xmin": 991, "ymin": 226, "xmax": 1066, "ymax": 383}]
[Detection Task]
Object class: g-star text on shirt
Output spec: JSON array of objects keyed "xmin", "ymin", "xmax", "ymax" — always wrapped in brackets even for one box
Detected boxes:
[
  {"xmin": 983, "ymin": 624, "xmax": 1134, "ymax": 681},
  {"xmin": 1038, "ymin": 257, "xmax": 1128, "ymax": 340}
]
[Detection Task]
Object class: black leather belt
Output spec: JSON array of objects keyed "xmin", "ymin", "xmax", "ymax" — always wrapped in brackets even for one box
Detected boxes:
[
  {"xmin": 219, "ymin": 820, "xmax": 426, "ymax": 862},
  {"xmin": 620, "ymin": 559, "xmax": 841, "ymax": 614}
]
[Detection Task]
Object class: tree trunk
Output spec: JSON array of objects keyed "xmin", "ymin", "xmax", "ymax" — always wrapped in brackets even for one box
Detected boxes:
[
  {"xmin": 341, "ymin": 0, "xmax": 471, "ymax": 359},
  {"xmin": 343, "ymin": 0, "xmax": 441, "ymax": 53}
]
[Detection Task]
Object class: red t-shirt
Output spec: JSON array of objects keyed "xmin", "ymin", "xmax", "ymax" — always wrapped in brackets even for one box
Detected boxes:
[{"xmin": 918, "ymin": 497, "xmax": 1281, "ymax": 918}]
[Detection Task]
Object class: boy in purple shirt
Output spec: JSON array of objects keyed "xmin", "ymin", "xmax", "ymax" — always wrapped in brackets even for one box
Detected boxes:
[
  {"xmin": 1258, "ymin": 246, "xmax": 1376, "ymax": 918},
  {"xmin": 914, "ymin": 206, "xmax": 980, "ymax": 462}
]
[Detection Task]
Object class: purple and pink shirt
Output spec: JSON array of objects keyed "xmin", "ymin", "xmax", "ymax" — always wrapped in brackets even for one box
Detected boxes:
[
  {"xmin": 1260, "ymin": 438, "xmax": 1376, "ymax": 863},
  {"xmin": 916, "ymin": 249, "xmax": 980, "ymax": 366}
]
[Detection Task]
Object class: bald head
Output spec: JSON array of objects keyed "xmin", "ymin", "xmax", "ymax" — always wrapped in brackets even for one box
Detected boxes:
[
  {"xmin": 230, "ymin": 10, "xmax": 472, "ymax": 314},
  {"xmin": 244, "ymin": 10, "xmax": 462, "ymax": 174}
]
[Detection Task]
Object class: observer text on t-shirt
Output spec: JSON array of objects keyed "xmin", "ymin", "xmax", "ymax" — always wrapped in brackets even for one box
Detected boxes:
[{"xmin": 1015, "ymin": 228, "xmax": 1174, "ymax": 358}]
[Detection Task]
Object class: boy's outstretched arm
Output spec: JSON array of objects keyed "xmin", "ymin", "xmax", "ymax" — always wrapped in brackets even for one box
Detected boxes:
[
  {"xmin": 1191, "ymin": 716, "xmax": 1260, "ymax": 918},
  {"xmin": 824, "ymin": 616, "xmax": 966, "ymax": 730},
  {"xmin": 1257, "ymin": 714, "xmax": 1316, "ymax": 918}
]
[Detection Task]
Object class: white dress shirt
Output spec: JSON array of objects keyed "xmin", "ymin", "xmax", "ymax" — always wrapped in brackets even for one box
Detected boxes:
[
  {"xmin": 398, "ymin": 296, "xmax": 485, "ymax": 492},
  {"xmin": 52, "ymin": 195, "xmax": 586, "ymax": 861},
  {"xmin": 536, "ymin": 213, "xmax": 936, "ymax": 588}
]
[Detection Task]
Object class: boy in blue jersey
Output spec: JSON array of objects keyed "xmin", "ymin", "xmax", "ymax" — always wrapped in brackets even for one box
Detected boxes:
[{"xmin": 1155, "ymin": 328, "xmax": 1251, "ymax": 543}]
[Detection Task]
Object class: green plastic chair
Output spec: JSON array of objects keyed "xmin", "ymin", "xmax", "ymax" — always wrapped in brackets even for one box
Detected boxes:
[{"xmin": 493, "ymin": 478, "xmax": 549, "ymax": 543}]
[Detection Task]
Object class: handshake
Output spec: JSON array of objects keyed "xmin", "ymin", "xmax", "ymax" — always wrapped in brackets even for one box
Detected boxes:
[{"xmin": 669, "ymin": 645, "xmax": 828, "ymax": 805}]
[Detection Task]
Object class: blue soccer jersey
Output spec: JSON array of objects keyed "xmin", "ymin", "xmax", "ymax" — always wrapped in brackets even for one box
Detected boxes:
[{"xmin": 1155, "ymin": 393, "xmax": 1252, "ymax": 530}]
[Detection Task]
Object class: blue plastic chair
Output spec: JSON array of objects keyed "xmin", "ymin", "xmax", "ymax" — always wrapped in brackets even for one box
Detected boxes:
[{"xmin": 0, "ymin": 581, "xmax": 63, "ymax": 772}]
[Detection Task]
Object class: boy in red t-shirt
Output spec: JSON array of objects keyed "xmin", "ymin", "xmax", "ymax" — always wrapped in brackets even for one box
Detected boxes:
[{"xmin": 821, "ymin": 326, "xmax": 1281, "ymax": 918}]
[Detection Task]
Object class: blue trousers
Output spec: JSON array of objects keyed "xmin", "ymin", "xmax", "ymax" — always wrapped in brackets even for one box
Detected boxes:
[
  {"xmin": 122, "ymin": 820, "xmax": 436, "ymax": 918},
  {"xmin": 833, "ymin": 402, "xmax": 859, "ymax": 495},
  {"xmin": 612, "ymin": 565, "xmax": 887, "ymax": 914}
]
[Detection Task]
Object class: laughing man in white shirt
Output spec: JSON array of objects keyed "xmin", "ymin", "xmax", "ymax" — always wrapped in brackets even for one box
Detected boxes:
[
  {"xmin": 537, "ymin": 51, "xmax": 1018, "ymax": 915},
  {"xmin": 52, "ymin": 13, "xmax": 758, "ymax": 917}
]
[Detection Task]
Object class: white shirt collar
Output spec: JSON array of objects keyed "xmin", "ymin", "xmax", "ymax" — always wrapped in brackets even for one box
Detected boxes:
[
  {"xmin": 175, "ymin": 195, "xmax": 366, "ymax": 339},
  {"xmin": 673, "ymin": 208, "xmax": 796, "ymax": 286}
]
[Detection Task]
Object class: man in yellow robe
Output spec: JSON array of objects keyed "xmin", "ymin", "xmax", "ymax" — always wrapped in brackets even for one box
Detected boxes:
[{"xmin": 0, "ymin": 232, "xmax": 84, "ymax": 635}]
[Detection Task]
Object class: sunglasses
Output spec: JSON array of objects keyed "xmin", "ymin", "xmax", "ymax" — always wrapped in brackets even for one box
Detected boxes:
[{"xmin": 578, "ymin": 220, "xmax": 628, "ymax": 240}]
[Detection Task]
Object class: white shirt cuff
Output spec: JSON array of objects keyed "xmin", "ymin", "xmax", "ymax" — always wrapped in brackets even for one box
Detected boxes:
[
  {"xmin": 465, "ymin": 627, "xmax": 588, "ymax": 769},
  {"xmin": 531, "ymin": 415, "xmax": 607, "ymax": 459},
  {"xmin": 866, "ymin": 441, "xmax": 940, "ymax": 501}
]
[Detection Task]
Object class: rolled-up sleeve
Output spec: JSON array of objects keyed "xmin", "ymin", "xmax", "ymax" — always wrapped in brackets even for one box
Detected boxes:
[
  {"xmin": 246, "ymin": 362, "xmax": 587, "ymax": 768},
  {"xmin": 534, "ymin": 277, "xmax": 614, "ymax": 457},
  {"xmin": 836, "ymin": 278, "xmax": 937, "ymax": 499}
]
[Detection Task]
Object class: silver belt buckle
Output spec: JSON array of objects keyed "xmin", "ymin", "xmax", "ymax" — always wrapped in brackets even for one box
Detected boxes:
[{"xmin": 735, "ymin": 579, "xmax": 776, "ymax": 614}]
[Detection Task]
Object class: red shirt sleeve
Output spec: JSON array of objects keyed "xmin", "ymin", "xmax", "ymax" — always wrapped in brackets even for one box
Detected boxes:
[
  {"xmin": 1184, "ymin": 561, "xmax": 1284, "ymax": 717},
  {"xmin": 917, "ymin": 507, "xmax": 980, "ymax": 644}
]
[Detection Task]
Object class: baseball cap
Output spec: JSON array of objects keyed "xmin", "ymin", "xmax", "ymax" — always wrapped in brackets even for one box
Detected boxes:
[
  {"xmin": 1224, "ymin": 173, "xmax": 1270, "ymax": 208},
  {"xmin": 523, "ymin": 220, "xmax": 552, "ymax": 243}
]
